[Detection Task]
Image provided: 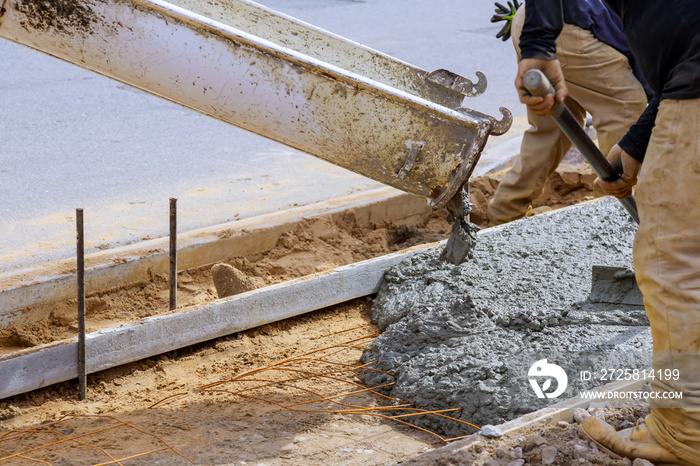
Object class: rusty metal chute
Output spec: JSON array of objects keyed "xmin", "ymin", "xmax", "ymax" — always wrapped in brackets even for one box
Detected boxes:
[{"xmin": 0, "ymin": 0, "xmax": 511, "ymax": 208}]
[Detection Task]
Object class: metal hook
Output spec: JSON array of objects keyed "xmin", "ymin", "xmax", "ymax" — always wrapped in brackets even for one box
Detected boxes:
[
  {"xmin": 455, "ymin": 106, "xmax": 513, "ymax": 136},
  {"xmin": 489, "ymin": 107, "xmax": 513, "ymax": 135},
  {"xmin": 426, "ymin": 69, "xmax": 488, "ymax": 98}
]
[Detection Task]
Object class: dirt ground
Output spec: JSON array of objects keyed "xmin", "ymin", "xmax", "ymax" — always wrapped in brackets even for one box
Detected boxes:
[{"xmin": 0, "ymin": 156, "xmax": 622, "ymax": 465}]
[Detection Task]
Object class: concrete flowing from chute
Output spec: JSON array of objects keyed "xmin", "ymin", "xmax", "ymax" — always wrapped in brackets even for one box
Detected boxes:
[{"xmin": 362, "ymin": 198, "xmax": 651, "ymax": 437}]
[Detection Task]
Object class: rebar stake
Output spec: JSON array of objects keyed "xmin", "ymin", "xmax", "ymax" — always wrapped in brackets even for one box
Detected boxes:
[
  {"xmin": 169, "ymin": 198, "xmax": 177, "ymax": 311},
  {"xmin": 76, "ymin": 208, "xmax": 86, "ymax": 401}
]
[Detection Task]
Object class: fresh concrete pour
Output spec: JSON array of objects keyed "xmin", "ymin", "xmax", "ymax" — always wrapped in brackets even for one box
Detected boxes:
[{"xmin": 362, "ymin": 198, "xmax": 652, "ymax": 438}]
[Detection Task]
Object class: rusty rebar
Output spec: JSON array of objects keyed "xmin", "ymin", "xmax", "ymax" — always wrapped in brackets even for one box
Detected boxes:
[
  {"xmin": 150, "ymin": 331, "xmax": 479, "ymax": 444},
  {"xmin": 169, "ymin": 198, "xmax": 177, "ymax": 311},
  {"xmin": 76, "ymin": 208, "xmax": 87, "ymax": 401},
  {"xmin": 0, "ymin": 415, "xmax": 194, "ymax": 465}
]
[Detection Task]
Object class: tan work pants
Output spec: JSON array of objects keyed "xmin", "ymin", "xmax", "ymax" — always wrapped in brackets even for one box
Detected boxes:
[
  {"xmin": 635, "ymin": 98, "xmax": 700, "ymax": 465},
  {"xmin": 488, "ymin": 6, "xmax": 647, "ymax": 225}
]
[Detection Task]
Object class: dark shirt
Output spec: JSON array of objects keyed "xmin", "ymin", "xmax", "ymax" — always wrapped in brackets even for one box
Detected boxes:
[
  {"xmin": 520, "ymin": 0, "xmax": 700, "ymax": 161},
  {"xmin": 520, "ymin": 0, "xmax": 651, "ymax": 96},
  {"xmin": 572, "ymin": 0, "xmax": 652, "ymax": 97},
  {"xmin": 520, "ymin": 0, "xmax": 623, "ymax": 61}
]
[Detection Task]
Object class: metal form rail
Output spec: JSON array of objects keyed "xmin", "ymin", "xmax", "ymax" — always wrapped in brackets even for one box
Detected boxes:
[{"xmin": 0, "ymin": 0, "xmax": 510, "ymax": 208}]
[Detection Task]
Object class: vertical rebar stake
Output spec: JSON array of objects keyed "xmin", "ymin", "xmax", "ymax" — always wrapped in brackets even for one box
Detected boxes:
[
  {"xmin": 169, "ymin": 198, "xmax": 177, "ymax": 311},
  {"xmin": 76, "ymin": 208, "xmax": 87, "ymax": 401}
]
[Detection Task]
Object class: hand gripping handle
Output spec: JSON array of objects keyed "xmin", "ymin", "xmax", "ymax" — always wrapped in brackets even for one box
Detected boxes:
[{"xmin": 522, "ymin": 69, "xmax": 639, "ymax": 223}]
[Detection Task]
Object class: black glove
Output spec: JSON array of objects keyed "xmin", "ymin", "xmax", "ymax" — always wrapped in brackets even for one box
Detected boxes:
[{"xmin": 491, "ymin": 0, "xmax": 521, "ymax": 42}]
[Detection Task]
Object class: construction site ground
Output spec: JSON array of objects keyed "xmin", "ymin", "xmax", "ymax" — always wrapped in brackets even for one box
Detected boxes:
[
  {"xmin": 402, "ymin": 398, "xmax": 651, "ymax": 466},
  {"xmin": 0, "ymin": 156, "xmax": 650, "ymax": 465}
]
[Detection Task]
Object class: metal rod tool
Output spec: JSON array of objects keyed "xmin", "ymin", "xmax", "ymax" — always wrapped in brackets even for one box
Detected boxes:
[
  {"xmin": 169, "ymin": 198, "xmax": 177, "ymax": 311},
  {"xmin": 76, "ymin": 208, "xmax": 87, "ymax": 400},
  {"xmin": 522, "ymin": 69, "xmax": 639, "ymax": 224}
]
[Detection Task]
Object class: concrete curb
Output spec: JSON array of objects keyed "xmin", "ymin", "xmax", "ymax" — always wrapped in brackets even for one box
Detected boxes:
[{"xmin": 477, "ymin": 132, "xmax": 522, "ymax": 175}]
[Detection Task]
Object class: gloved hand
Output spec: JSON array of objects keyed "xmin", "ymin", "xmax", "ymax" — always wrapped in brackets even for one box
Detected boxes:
[{"xmin": 491, "ymin": 0, "xmax": 521, "ymax": 41}]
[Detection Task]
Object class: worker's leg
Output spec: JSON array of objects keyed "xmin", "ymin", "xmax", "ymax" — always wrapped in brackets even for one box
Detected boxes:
[
  {"xmin": 488, "ymin": 104, "xmax": 581, "ymax": 225},
  {"xmin": 634, "ymin": 98, "xmax": 700, "ymax": 465},
  {"xmin": 555, "ymin": 23, "xmax": 647, "ymax": 156},
  {"xmin": 488, "ymin": 8, "xmax": 583, "ymax": 225}
]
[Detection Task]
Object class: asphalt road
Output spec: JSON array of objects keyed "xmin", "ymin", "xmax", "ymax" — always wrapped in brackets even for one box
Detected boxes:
[{"xmin": 0, "ymin": 0, "xmax": 524, "ymax": 273}]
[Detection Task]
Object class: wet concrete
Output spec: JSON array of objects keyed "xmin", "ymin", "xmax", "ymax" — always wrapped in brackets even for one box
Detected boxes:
[{"xmin": 362, "ymin": 198, "xmax": 651, "ymax": 437}]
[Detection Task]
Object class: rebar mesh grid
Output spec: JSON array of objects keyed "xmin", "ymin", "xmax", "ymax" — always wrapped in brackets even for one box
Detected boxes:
[
  {"xmin": 0, "ymin": 415, "xmax": 194, "ymax": 465},
  {"xmin": 0, "ymin": 326, "xmax": 479, "ymax": 465},
  {"xmin": 151, "ymin": 330, "xmax": 480, "ymax": 443}
]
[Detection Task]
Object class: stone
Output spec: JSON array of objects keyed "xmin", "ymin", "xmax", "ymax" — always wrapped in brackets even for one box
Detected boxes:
[
  {"xmin": 587, "ymin": 401, "xmax": 610, "ymax": 412},
  {"xmin": 481, "ymin": 425, "xmax": 504, "ymax": 438},
  {"xmin": 541, "ymin": 446, "xmax": 558, "ymax": 465},
  {"xmin": 506, "ymin": 461, "xmax": 524, "ymax": 466},
  {"xmin": 573, "ymin": 443, "xmax": 591, "ymax": 460},
  {"xmin": 632, "ymin": 459, "xmax": 655, "ymax": 466},
  {"xmin": 7, "ymin": 405, "xmax": 21, "ymax": 415},
  {"xmin": 572, "ymin": 408, "xmax": 591, "ymax": 424},
  {"xmin": 510, "ymin": 447, "xmax": 523, "ymax": 459},
  {"xmin": 211, "ymin": 263, "xmax": 257, "ymax": 298},
  {"xmin": 524, "ymin": 436, "xmax": 546, "ymax": 452}
]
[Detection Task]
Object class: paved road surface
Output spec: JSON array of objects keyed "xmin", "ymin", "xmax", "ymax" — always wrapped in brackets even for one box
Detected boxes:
[{"xmin": 0, "ymin": 0, "xmax": 524, "ymax": 273}]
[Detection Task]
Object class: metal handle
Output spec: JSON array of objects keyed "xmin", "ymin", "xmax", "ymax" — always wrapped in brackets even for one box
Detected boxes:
[
  {"xmin": 522, "ymin": 69, "xmax": 639, "ymax": 224},
  {"xmin": 522, "ymin": 70, "xmax": 562, "ymax": 116}
]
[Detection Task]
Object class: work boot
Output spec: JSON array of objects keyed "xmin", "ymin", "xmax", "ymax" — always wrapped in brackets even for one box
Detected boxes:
[{"xmin": 578, "ymin": 417, "xmax": 692, "ymax": 465}]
